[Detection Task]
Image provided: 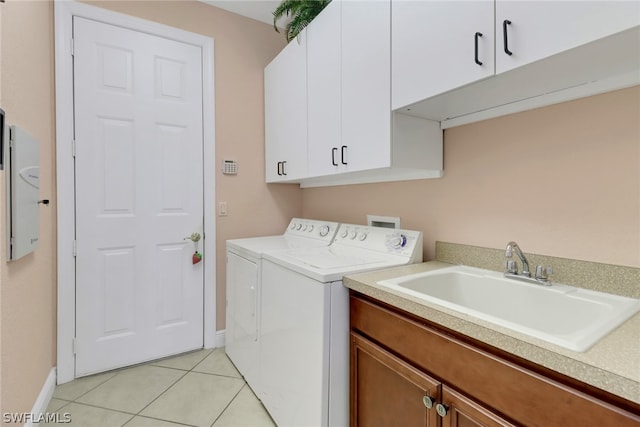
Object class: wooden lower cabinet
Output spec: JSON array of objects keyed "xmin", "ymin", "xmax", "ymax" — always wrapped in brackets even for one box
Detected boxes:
[
  {"xmin": 440, "ymin": 386, "xmax": 515, "ymax": 427},
  {"xmin": 351, "ymin": 332, "xmax": 514, "ymax": 427},
  {"xmin": 350, "ymin": 293, "xmax": 640, "ymax": 427},
  {"xmin": 351, "ymin": 332, "xmax": 440, "ymax": 427}
]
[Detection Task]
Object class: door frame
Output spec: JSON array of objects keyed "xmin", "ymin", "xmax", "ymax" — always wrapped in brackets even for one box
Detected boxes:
[{"xmin": 54, "ymin": 0, "xmax": 217, "ymax": 384}]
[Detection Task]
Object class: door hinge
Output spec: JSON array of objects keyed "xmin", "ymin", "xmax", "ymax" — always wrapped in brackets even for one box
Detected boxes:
[
  {"xmin": 71, "ymin": 139, "xmax": 76, "ymax": 158},
  {"xmin": 72, "ymin": 338, "xmax": 77, "ymax": 355},
  {"xmin": 70, "ymin": 38, "xmax": 75, "ymax": 56},
  {"xmin": 72, "ymin": 240, "xmax": 77, "ymax": 257}
]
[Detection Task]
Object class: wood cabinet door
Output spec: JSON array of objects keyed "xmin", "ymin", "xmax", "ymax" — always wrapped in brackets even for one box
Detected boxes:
[
  {"xmin": 439, "ymin": 386, "xmax": 516, "ymax": 427},
  {"xmin": 351, "ymin": 332, "xmax": 440, "ymax": 427}
]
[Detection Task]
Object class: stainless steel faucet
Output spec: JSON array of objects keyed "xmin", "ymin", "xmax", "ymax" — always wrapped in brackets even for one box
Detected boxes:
[
  {"xmin": 505, "ymin": 241, "xmax": 531, "ymax": 277},
  {"xmin": 504, "ymin": 241, "xmax": 553, "ymax": 286}
]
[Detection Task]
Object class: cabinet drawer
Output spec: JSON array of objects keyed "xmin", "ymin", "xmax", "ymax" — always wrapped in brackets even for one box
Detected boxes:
[{"xmin": 350, "ymin": 294, "xmax": 640, "ymax": 427}]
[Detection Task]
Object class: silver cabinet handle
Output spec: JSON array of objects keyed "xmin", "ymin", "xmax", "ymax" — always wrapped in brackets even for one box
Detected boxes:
[
  {"xmin": 436, "ymin": 403, "xmax": 449, "ymax": 417},
  {"xmin": 422, "ymin": 396, "xmax": 435, "ymax": 409}
]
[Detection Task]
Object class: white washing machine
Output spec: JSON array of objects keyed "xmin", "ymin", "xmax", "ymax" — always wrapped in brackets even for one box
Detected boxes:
[
  {"xmin": 225, "ymin": 218, "xmax": 338, "ymax": 390},
  {"xmin": 259, "ymin": 224, "xmax": 423, "ymax": 427}
]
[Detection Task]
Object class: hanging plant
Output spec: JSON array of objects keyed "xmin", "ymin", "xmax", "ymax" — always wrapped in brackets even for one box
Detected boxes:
[{"xmin": 273, "ymin": 0, "xmax": 332, "ymax": 42}]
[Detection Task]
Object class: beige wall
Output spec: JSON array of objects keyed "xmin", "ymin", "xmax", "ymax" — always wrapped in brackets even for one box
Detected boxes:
[
  {"xmin": 0, "ymin": 0, "xmax": 56, "ymax": 418},
  {"xmin": 0, "ymin": 0, "xmax": 298, "ymax": 417},
  {"xmin": 303, "ymin": 86, "xmax": 640, "ymax": 268}
]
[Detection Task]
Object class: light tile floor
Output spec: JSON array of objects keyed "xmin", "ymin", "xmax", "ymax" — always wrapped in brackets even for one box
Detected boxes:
[{"xmin": 47, "ymin": 348, "xmax": 277, "ymax": 427}]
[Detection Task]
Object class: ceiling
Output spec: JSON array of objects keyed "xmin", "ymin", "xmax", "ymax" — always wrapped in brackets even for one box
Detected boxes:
[{"xmin": 199, "ymin": 0, "xmax": 289, "ymax": 28}]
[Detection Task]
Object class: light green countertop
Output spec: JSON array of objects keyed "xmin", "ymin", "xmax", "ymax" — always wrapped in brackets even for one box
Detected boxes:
[{"xmin": 344, "ymin": 261, "xmax": 640, "ymax": 404}]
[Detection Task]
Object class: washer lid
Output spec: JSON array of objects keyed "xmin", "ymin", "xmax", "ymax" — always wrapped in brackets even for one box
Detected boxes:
[{"xmin": 286, "ymin": 246, "xmax": 388, "ymax": 269}]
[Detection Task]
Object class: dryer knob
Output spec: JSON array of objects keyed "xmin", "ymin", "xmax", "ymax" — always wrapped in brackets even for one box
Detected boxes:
[{"xmin": 319, "ymin": 225, "xmax": 330, "ymax": 237}]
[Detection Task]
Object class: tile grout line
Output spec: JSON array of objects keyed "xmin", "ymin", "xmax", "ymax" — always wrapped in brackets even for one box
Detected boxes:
[
  {"xmin": 131, "ymin": 367, "xmax": 190, "ymax": 419},
  {"xmin": 208, "ymin": 383, "xmax": 248, "ymax": 427}
]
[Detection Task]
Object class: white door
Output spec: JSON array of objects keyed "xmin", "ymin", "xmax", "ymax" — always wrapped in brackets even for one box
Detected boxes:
[
  {"xmin": 341, "ymin": 0, "xmax": 391, "ymax": 173},
  {"xmin": 264, "ymin": 31, "xmax": 308, "ymax": 183},
  {"xmin": 391, "ymin": 0, "xmax": 494, "ymax": 109},
  {"xmin": 307, "ymin": 0, "xmax": 342, "ymax": 178},
  {"xmin": 73, "ymin": 17, "xmax": 204, "ymax": 376},
  {"xmin": 225, "ymin": 251, "xmax": 259, "ymax": 387},
  {"xmin": 495, "ymin": 1, "xmax": 640, "ymax": 74}
]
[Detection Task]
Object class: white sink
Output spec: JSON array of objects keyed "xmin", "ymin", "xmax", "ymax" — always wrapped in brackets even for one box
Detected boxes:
[{"xmin": 377, "ymin": 265, "xmax": 640, "ymax": 352}]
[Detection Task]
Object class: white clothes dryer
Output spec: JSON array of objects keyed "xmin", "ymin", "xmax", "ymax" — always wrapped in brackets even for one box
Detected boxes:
[
  {"xmin": 225, "ymin": 218, "xmax": 338, "ymax": 389},
  {"xmin": 259, "ymin": 224, "xmax": 423, "ymax": 427}
]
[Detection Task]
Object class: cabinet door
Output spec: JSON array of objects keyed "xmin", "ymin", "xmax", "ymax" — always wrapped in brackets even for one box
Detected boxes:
[
  {"xmin": 392, "ymin": 0, "xmax": 494, "ymax": 110},
  {"xmin": 307, "ymin": 0, "xmax": 342, "ymax": 178},
  {"xmin": 496, "ymin": 1, "xmax": 640, "ymax": 74},
  {"xmin": 351, "ymin": 332, "xmax": 440, "ymax": 427},
  {"xmin": 264, "ymin": 32, "xmax": 308, "ymax": 182},
  {"xmin": 439, "ymin": 386, "xmax": 516, "ymax": 427},
  {"xmin": 341, "ymin": 0, "xmax": 391, "ymax": 173}
]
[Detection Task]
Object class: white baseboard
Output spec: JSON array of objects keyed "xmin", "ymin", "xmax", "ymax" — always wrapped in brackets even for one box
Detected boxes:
[
  {"xmin": 213, "ymin": 329, "xmax": 225, "ymax": 348},
  {"xmin": 26, "ymin": 367, "xmax": 57, "ymax": 427}
]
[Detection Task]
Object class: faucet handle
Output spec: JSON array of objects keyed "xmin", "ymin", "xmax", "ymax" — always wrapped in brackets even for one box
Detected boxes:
[
  {"xmin": 505, "ymin": 259, "xmax": 518, "ymax": 274},
  {"xmin": 535, "ymin": 265, "xmax": 553, "ymax": 281}
]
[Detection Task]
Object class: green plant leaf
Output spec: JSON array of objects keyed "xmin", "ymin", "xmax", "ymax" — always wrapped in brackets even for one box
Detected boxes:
[{"xmin": 273, "ymin": 0, "xmax": 332, "ymax": 42}]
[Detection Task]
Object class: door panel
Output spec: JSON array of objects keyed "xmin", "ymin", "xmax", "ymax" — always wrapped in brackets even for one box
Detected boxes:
[
  {"xmin": 74, "ymin": 16, "xmax": 204, "ymax": 376},
  {"xmin": 351, "ymin": 332, "xmax": 440, "ymax": 427}
]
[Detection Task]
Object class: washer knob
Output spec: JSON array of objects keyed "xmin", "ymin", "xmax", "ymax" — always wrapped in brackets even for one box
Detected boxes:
[
  {"xmin": 319, "ymin": 225, "xmax": 330, "ymax": 237},
  {"xmin": 389, "ymin": 234, "xmax": 407, "ymax": 249},
  {"xmin": 296, "ymin": 223, "xmax": 302, "ymax": 231},
  {"xmin": 350, "ymin": 231, "xmax": 358, "ymax": 240},
  {"xmin": 341, "ymin": 229, "xmax": 349, "ymax": 238},
  {"xmin": 290, "ymin": 222, "xmax": 297, "ymax": 230},
  {"xmin": 359, "ymin": 233, "xmax": 367, "ymax": 241},
  {"xmin": 307, "ymin": 225, "xmax": 314, "ymax": 232},
  {"xmin": 301, "ymin": 225, "xmax": 307, "ymax": 231}
]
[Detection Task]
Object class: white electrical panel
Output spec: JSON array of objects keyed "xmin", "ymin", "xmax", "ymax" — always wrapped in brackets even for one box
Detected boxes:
[{"xmin": 6, "ymin": 125, "xmax": 40, "ymax": 260}]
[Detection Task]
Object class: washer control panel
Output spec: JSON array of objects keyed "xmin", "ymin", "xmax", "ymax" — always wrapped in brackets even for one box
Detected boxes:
[
  {"xmin": 285, "ymin": 218, "xmax": 339, "ymax": 242},
  {"xmin": 333, "ymin": 223, "xmax": 423, "ymax": 261}
]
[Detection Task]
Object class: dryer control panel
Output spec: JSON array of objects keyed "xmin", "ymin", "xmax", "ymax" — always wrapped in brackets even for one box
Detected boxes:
[{"xmin": 286, "ymin": 218, "xmax": 339, "ymax": 243}]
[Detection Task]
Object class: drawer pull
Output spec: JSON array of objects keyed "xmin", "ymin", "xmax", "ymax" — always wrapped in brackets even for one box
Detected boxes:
[
  {"xmin": 436, "ymin": 403, "xmax": 449, "ymax": 417},
  {"xmin": 474, "ymin": 32, "xmax": 483, "ymax": 65},
  {"xmin": 422, "ymin": 396, "xmax": 435, "ymax": 409}
]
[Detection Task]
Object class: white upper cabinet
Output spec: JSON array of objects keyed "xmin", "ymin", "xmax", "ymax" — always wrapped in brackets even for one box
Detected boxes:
[
  {"xmin": 392, "ymin": 0, "xmax": 494, "ymax": 110},
  {"xmin": 340, "ymin": 0, "xmax": 392, "ymax": 173},
  {"xmin": 495, "ymin": 1, "xmax": 640, "ymax": 74},
  {"xmin": 392, "ymin": 0, "xmax": 640, "ymax": 126},
  {"xmin": 307, "ymin": 0, "xmax": 342, "ymax": 178},
  {"xmin": 264, "ymin": 30, "xmax": 308, "ymax": 183}
]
